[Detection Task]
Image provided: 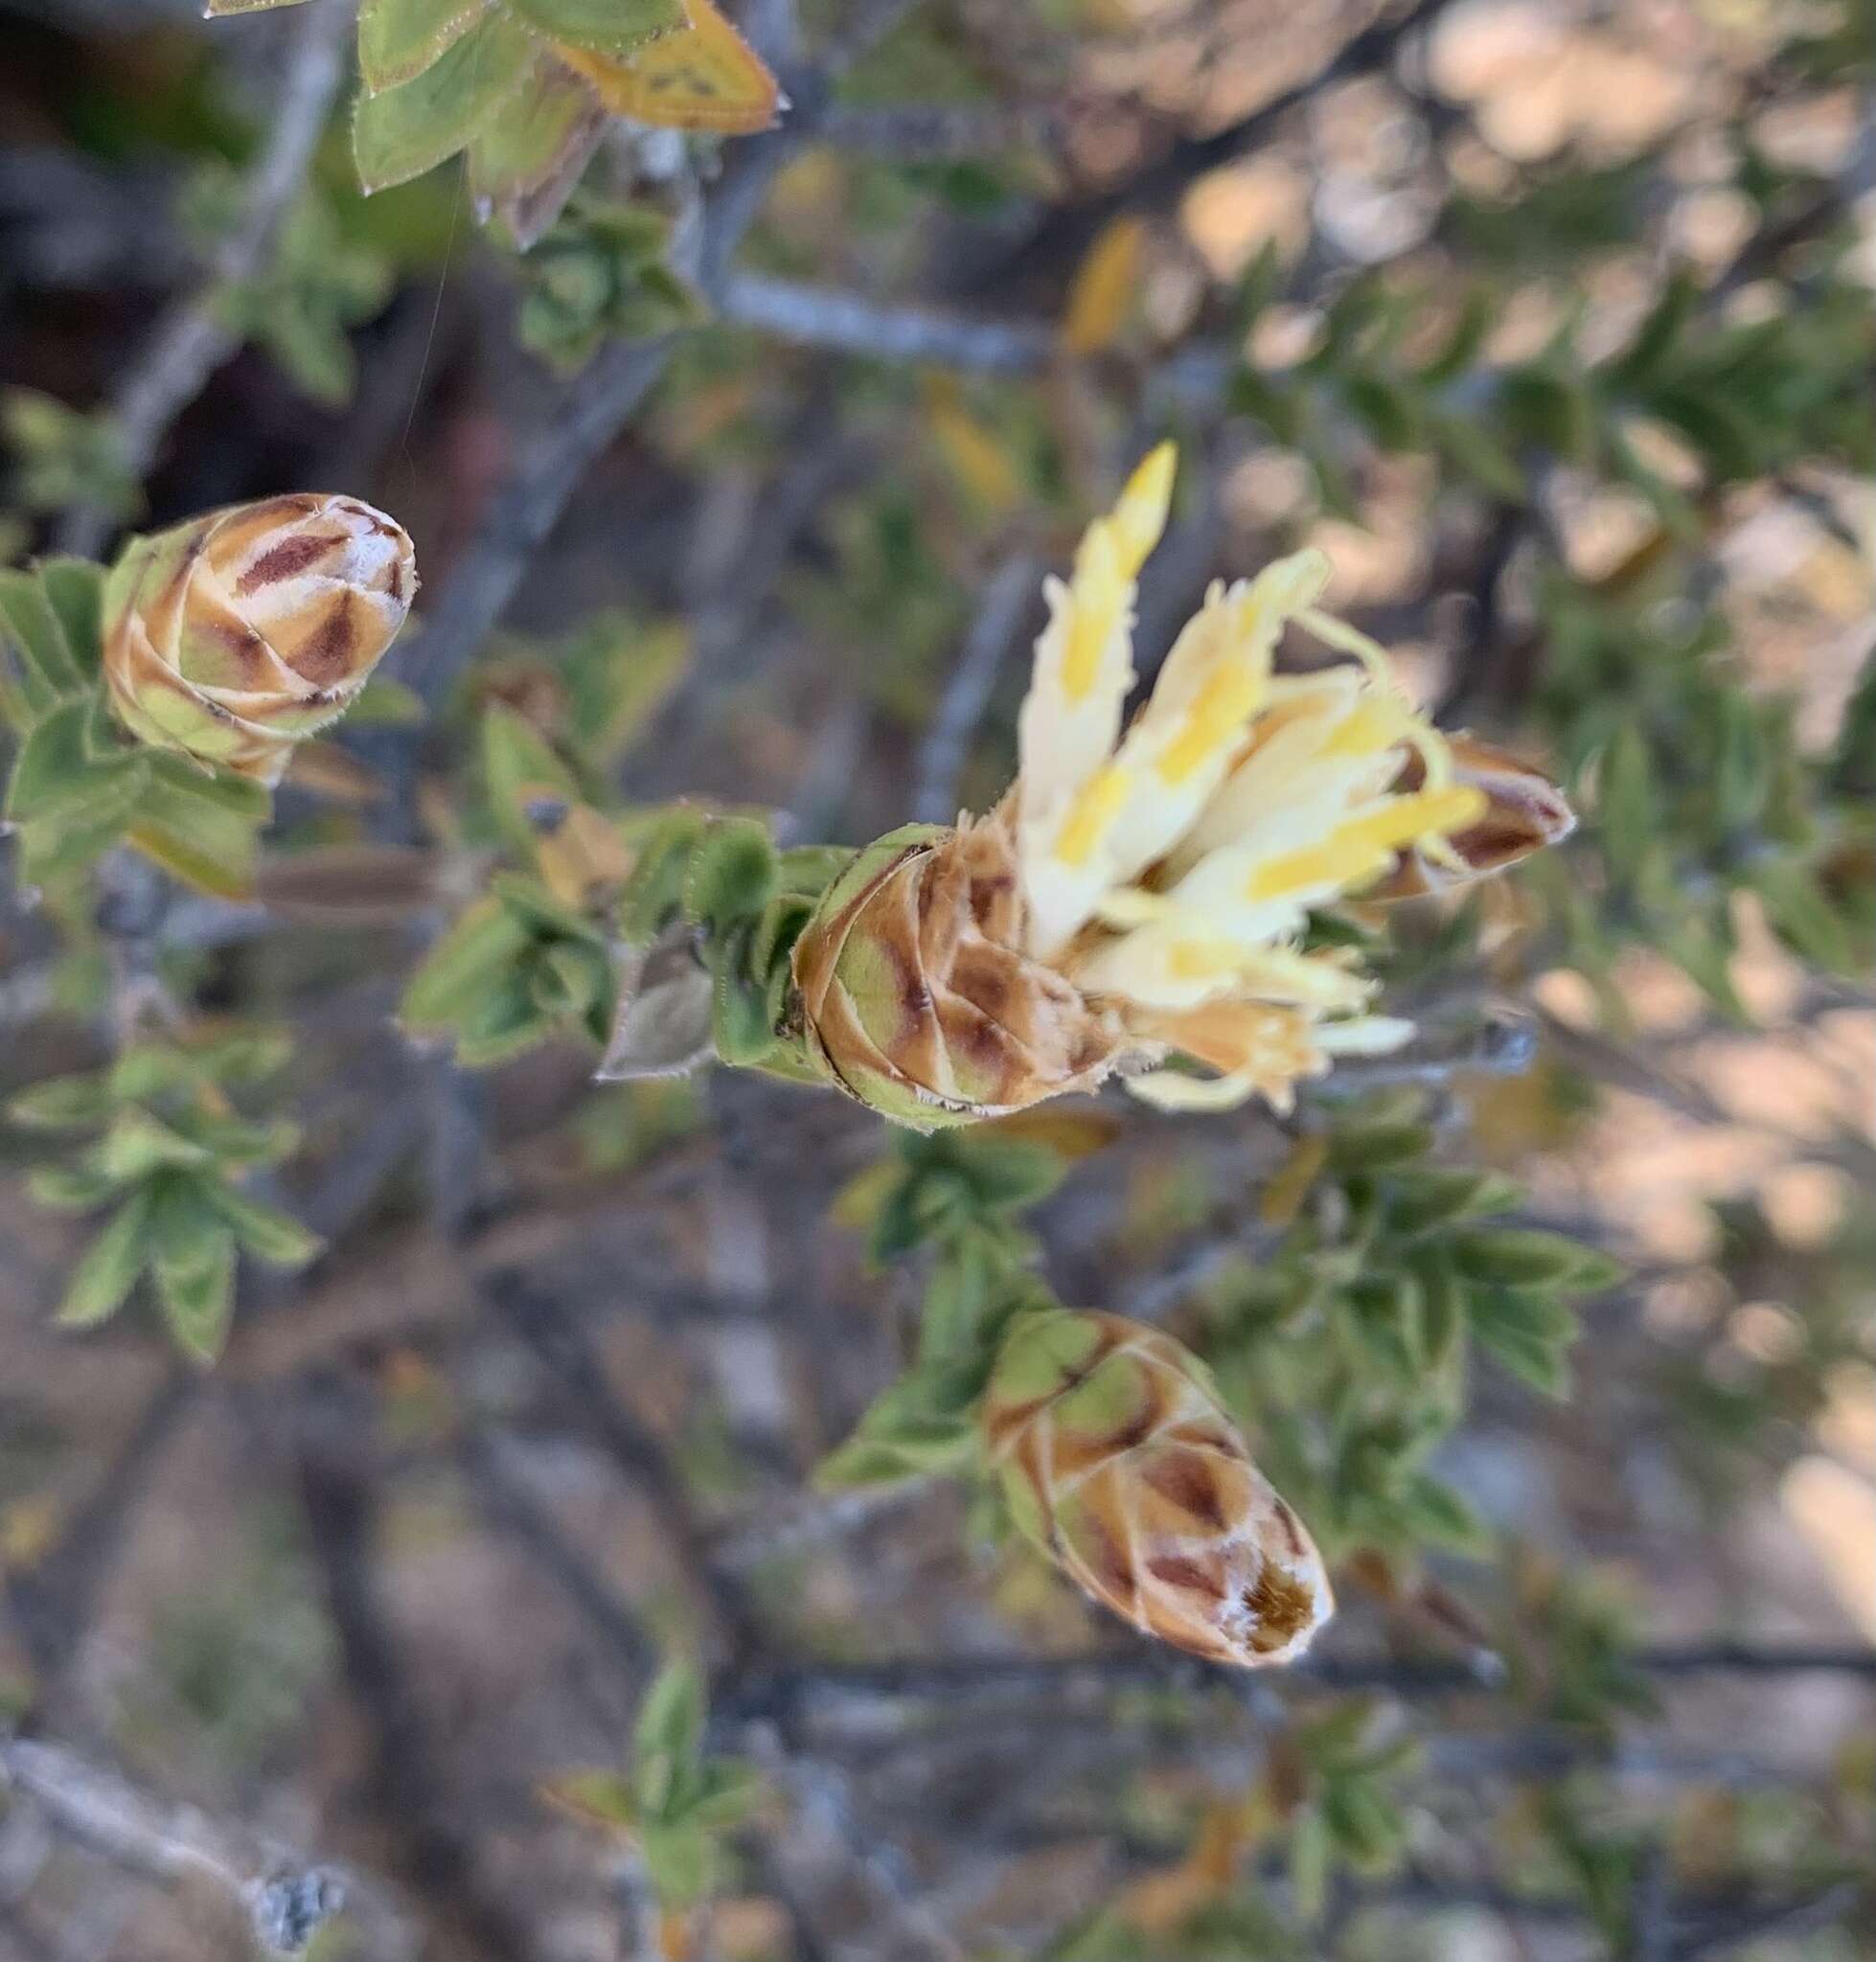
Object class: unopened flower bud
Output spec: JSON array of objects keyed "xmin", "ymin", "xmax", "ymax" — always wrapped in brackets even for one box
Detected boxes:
[
  {"xmin": 983, "ymin": 1310, "xmax": 1333, "ymax": 1667},
  {"xmin": 790, "ymin": 821, "xmax": 1125, "ymax": 1127},
  {"xmin": 103, "ymin": 494, "xmax": 416, "ymax": 785}
]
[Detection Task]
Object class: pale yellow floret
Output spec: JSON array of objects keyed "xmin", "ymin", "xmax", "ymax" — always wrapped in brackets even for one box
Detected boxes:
[
  {"xmin": 1053, "ymin": 763, "xmax": 1133, "ymax": 868},
  {"xmin": 1243, "ymin": 784, "xmax": 1487, "ymax": 904},
  {"xmin": 1061, "ymin": 526, "xmax": 1127, "ymax": 705},
  {"xmin": 1106, "ymin": 441, "xmax": 1177, "ymax": 581}
]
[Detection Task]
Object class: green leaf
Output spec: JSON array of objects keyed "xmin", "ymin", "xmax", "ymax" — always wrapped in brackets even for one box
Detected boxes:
[
  {"xmin": 482, "ymin": 702, "xmax": 583, "ymax": 858},
  {"xmin": 5, "ymin": 698, "xmax": 146, "ymax": 828},
  {"xmin": 504, "ymin": 0, "xmax": 684, "ymax": 56},
  {"xmin": 1400, "ymin": 1473, "xmax": 1493, "ymax": 1556},
  {"xmin": 125, "ymin": 755, "xmax": 268, "ymax": 901},
  {"xmin": 401, "ymin": 897, "xmax": 537, "ymax": 1030},
  {"xmin": 359, "ymin": 0, "xmax": 492, "ymax": 90},
  {"xmin": 634, "ymin": 1659, "xmax": 705, "ymax": 1804},
  {"xmin": 28, "ymin": 1164, "xmax": 119, "ymax": 1212},
  {"xmin": 466, "ymin": 52, "xmax": 604, "ymax": 250},
  {"xmin": 709, "ymin": 931, "xmax": 779, "ymax": 1067},
  {"xmin": 1752, "ymin": 859, "xmax": 1855, "ymax": 972},
  {"xmin": 346, "ymin": 674, "xmax": 429, "ymax": 727},
  {"xmin": 682, "ymin": 817, "xmax": 780, "ymax": 936},
  {"xmin": 541, "ymin": 1768, "xmax": 639, "ymax": 1832},
  {"xmin": 9, "ymin": 1073, "xmax": 113, "ymax": 1131},
  {"xmin": 55, "ymin": 1191, "xmax": 156, "ymax": 1329},
  {"xmin": 638, "ymin": 1821, "xmax": 712, "ymax": 1910},
  {"xmin": 353, "ymin": 11, "xmax": 535, "ymax": 194},
  {"xmin": 200, "ymin": 1182, "xmax": 323, "ymax": 1268},
  {"xmin": 35, "ymin": 559, "xmax": 104, "ymax": 676},
  {"xmin": 681, "ymin": 1759, "xmax": 762, "ymax": 1832},
  {"xmin": 91, "ymin": 1109, "xmax": 215, "ymax": 1182},
  {"xmin": 1451, "ymin": 1228, "xmax": 1592, "ymax": 1288},
  {"xmin": 153, "ymin": 1226, "xmax": 238, "ymax": 1364},
  {"xmin": 0, "ymin": 568, "xmax": 84, "ymax": 707}
]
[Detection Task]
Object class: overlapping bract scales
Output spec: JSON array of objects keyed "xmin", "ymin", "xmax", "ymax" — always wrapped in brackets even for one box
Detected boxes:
[
  {"xmin": 789, "ymin": 445, "xmax": 1573, "ymax": 1126},
  {"xmin": 983, "ymin": 1311, "xmax": 1333, "ymax": 1667},
  {"xmin": 790, "ymin": 822, "xmax": 1123, "ymax": 1127},
  {"xmin": 103, "ymin": 494, "xmax": 415, "ymax": 785}
]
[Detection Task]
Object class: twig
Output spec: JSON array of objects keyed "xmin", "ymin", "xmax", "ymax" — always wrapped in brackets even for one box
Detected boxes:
[
  {"xmin": 0, "ymin": 1737, "xmax": 387, "ymax": 1958},
  {"xmin": 291, "ymin": 1384, "xmax": 539, "ymax": 1962},
  {"xmin": 5, "ymin": 1366, "xmax": 197, "ymax": 1679},
  {"xmin": 55, "ymin": 0, "xmax": 352, "ymax": 558},
  {"xmin": 912, "ymin": 554, "xmax": 1040, "ymax": 823},
  {"xmin": 720, "ymin": 272, "xmax": 1052, "ymax": 374},
  {"xmin": 1669, "ymin": 1883, "xmax": 1865, "ymax": 1961},
  {"xmin": 487, "ymin": 1274, "xmax": 767, "ymax": 1670},
  {"xmin": 723, "ymin": 1638, "xmax": 1876, "ymax": 1722},
  {"xmin": 457, "ymin": 1432, "xmax": 659, "ymax": 1678}
]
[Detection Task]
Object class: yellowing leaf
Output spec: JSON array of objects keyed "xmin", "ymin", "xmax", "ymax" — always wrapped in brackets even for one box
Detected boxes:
[
  {"xmin": 534, "ymin": 798, "xmax": 636, "ymax": 909},
  {"xmin": 923, "ymin": 376, "xmax": 1023, "ymax": 516},
  {"xmin": 1259, "ymin": 1129, "xmax": 1329, "ymax": 1226},
  {"xmin": 1117, "ymin": 1801, "xmax": 1254, "ymax": 1934},
  {"xmin": 974, "ymin": 1107, "xmax": 1123, "ymax": 1161},
  {"xmin": 830, "ymin": 1158, "xmax": 900, "ymax": 1236},
  {"xmin": 555, "ymin": 0, "xmax": 781, "ymax": 135},
  {"xmin": 1062, "ymin": 216, "xmax": 1148, "ymax": 357}
]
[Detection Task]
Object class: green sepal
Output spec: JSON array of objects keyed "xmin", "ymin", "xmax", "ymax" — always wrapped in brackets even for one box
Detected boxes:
[
  {"xmin": 617, "ymin": 806, "xmax": 710, "ymax": 943},
  {"xmin": 708, "ymin": 925, "xmax": 780, "ymax": 1067},
  {"xmin": 682, "ymin": 817, "xmax": 779, "ymax": 937}
]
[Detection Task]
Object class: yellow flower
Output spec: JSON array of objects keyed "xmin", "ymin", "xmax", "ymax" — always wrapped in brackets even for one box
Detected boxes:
[{"xmin": 792, "ymin": 446, "xmax": 1572, "ymax": 1125}]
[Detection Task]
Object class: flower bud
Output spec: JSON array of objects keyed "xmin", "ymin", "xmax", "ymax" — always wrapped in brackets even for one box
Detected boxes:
[
  {"xmin": 790, "ymin": 820, "xmax": 1125, "ymax": 1127},
  {"xmin": 1367, "ymin": 732, "xmax": 1577, "ymax": 902},
  {"xmin": 983, "ymin": 1310, "xmax": 1333, "ymax": 1667},
  {"xmin": 103, "ymin": 494, "xmax": 416, "ymax": 785}
]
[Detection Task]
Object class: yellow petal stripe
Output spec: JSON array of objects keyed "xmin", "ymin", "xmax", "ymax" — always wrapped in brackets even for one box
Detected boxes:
[
  {"xmin": 1244, "ymin": 785, "xmax": 1486, "ymax": 902},
  {"xmin": 1061, "ymin": 527, "xmax": 1125, "ymax": 705},
  {"xmin": 1054, "ymin": 763, "xmax": 1133, "ymax": 868},
  {"xmin": 1109, "ymin": 442, "xmax": 1177, "ymax": 580},
  {"xmin": 1155, "ymin": 657, "xmax": 1267, "ymax": 787}
]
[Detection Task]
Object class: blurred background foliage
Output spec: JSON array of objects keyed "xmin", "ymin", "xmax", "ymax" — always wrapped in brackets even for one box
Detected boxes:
[{"xmin": 2, "ymin": 0, "xmax": 1873, "ymax": 1956}]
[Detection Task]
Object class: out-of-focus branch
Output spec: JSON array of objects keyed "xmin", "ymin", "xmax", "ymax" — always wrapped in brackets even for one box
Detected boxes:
[
  {"xmin": 724, "ymin": 1638, "xmax": 1876, "ymax": 1724},
  {"xmin": 953, "ymin": 0, "xmax": 1458, "ymax": 298},
  {"xmin": 55, "ymin": 0, "xmax": 352, "ymax": 559},
  {"xmin": 912, "ymin": 554, "xmax": 1040, "ymax": 823},
  {"xmin": 719, "ymin": 272, "xmax": 1053, "ymax": 374},
  {"xmin": 816, "ymin": 103, "xmax": 1058, "ymax": 162},
  {"xmin": 0, "ymin": 1737, "xmax": 397, "ymax": 1958},
  {"xmin": 409, "ymin": 0, "xmax": 917, "ymax": 710}
]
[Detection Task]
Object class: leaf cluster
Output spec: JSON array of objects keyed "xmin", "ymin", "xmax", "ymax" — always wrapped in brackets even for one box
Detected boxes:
[
  {"xmin": 542, "ymin": 1657, "xmax": 763, "ymax": 1912},
  {"xmin": 517, "ymin": 195, "xmax": 702, "ymax": 374},
  {"xmin": 815, "ymin": 1117, "xmax": 1102, "ymax": 1488},
  {"xmin": 0, "ymin": 557, "xmax": 271, "ymax": 900},
  {"xmin": 8, "ymin": 1031, "xmax": 319, "ymax": 1361},
  {"xmin": 181, "ymin": 167, "xmax": 396, "ymax": 406},
  {"xmin": 1200, "ymin": 1093, "xmax": 1621, "ymax": 1563}
]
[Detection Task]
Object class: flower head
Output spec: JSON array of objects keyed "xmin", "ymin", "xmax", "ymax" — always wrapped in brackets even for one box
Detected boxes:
[
  {"xmin": 983, "ymin": 1309, "xmax": 1333, "ymax": 1666},
  {"xmin": 103, "ymin": 494, "xmax": 416, "ymax": 786},
  {"xmin": 792, "ymin": 446, "xmax": 1571, "ymax": 1124}
]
